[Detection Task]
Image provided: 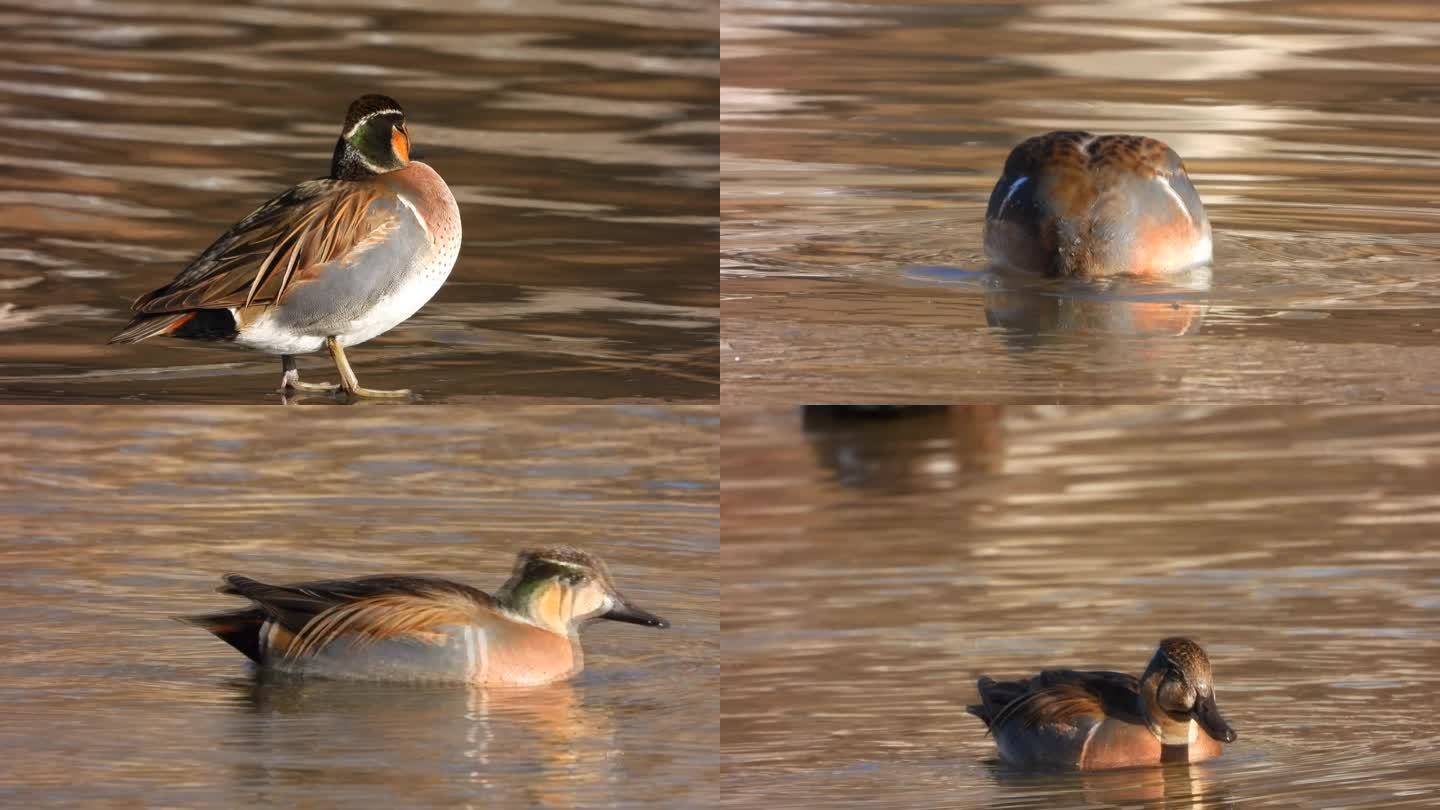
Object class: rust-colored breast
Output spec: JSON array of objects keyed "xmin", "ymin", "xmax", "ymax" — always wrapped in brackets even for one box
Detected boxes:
[
  {"xmin": 479, "ymin": 621, "xmax": 581, "ymax": 687},
  {"xmin": 1081, "ymin": 716, "xmax": 1162, "ymax": 769},
  {"xmin": 1186, "ymin": 727, "xmax": 1225, "ymax": 762},
  {"xmin": 383, "ymin": 162, "xmax": 461, "ymax": 240},
  {"xmin": 985, "ymin": 131, "xmax": 1207, "ymax": 278}
]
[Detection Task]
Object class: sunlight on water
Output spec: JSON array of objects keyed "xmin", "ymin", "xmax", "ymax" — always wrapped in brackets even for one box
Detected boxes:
[
  {"xmin": 0, "ymin": 404, "xmax": 718, "ymax": 808},
  {"xmin": 722, "ymin": 405, "xmax": 1440, "ymax": 809},
  {"xmin": 0, "ymin": 0, "xmax": 717, "ymax": 402},
  {"xmin": 721, "ymin": 0, "xmax": 1440, "ymax": 402}
]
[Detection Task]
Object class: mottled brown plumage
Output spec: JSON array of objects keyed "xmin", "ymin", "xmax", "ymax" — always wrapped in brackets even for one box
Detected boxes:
[
  {"xmin": 983, "ymin": 131, "xmax": 1211, "ymax": 278},
  {"xmin": 111, "ymin": 183, "xmax": 386, "ymax": 341},
  {"xmin": 968, "ymin": 637, "xmax": 1236, "ymax": 770}
]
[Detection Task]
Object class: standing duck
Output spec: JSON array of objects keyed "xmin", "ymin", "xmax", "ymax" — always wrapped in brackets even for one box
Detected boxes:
[{"xmin": 110, "ymin": 94, "xmax": 462, "ymax": 397}]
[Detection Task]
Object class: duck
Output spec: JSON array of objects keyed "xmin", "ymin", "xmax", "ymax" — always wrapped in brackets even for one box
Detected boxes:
[
  {"xmin": 109, "ymin": 94, "xmax": 462, "ymax": 398},
  {"xmin": 967, "ymin": 637, "xmax": 1237, "ymax": 770},
  {"xmin": 181, "ymin": 546, "xmax": 668, "ymax": 686},
  {"xmin": 983, "ymin": 131, "xmax": 1211, "ymax": 279}
]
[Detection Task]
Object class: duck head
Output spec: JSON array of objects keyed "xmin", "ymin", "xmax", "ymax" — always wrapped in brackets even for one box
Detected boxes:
[
  {"xmin": 1139, "ymin": 637, "xmax": 1237, "ymax": 746},
  {"xmin": 983, "ymin": 131, "xmax": 1212, "ymax": 278},
  {"xmin": 496, "ymin": 546, "xmax": 669, "ymax": 635},
  {"xmin": 331, "ymin": 93, "xmax": 412, "ymax": 180}
]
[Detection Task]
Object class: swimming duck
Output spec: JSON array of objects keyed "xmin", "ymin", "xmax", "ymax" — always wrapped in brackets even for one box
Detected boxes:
[
  {"xmin": 182, "ymin": 546, "xmax": 668, "ymax": 686},
  {"xmin": 110, "ymin": 94, "xmax": 462, "ymax": 398},
  {"xmin": 983, "ymin": 131, "xmax": 1211, "ymax": 278},
  {"xmin": 967, "ymin": 637, "xmax": 1236, "ymax": 769}
]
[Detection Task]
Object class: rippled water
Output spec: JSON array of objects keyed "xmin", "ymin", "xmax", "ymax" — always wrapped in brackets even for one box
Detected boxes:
[
  {"xmin": 723, "ymin": 405, "xmax": 1440, "ymax": 808},
  {"xmin": 0, "ymin": 404, "xmax": 718, "ymax": 808},
  {"xmin": 722, "ymin": 0, "xmax": 1440, "ymax": 401},
  {"xmin": 0, "ymin": 0, "xmax": 717, "ymax": 402}
]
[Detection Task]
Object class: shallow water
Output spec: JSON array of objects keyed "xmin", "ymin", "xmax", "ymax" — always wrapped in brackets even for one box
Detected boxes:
[
  {"xmin": 722, "ymin": 405, "xmax": 1440, "ymax": 808},
  {"xmin": 0, "ymin": 0, "xmax": 717, "ymax": 402},
  {"xmin": 722, "ymin": 0, "xmax": 1440, "ymax": 401},
  {"xmin": 0, "ymin": 404, "xmax": 718, "ymax": 808}
]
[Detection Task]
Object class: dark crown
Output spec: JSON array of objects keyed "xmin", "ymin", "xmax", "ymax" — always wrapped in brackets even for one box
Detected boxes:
[{"xmin": 343, "ymin": 94, "xmax": 405, "ymax": 132}]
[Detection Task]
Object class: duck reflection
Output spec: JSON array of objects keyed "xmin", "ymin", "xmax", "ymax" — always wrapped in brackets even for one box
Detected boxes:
[
  {"xmin": 985, "ymin": 267, "xmax": 1211, "ymax": 344},
  {"xmin": 985, "ymin": 759, "xmax": 1236, "ymax": 809},
  {"xmin": 220, "ymin": 673, "xmax": 616, "ymax": 807},
  {"xmin": 801, "ymin": 405, "xmax": 1006, "ymax": 491}
]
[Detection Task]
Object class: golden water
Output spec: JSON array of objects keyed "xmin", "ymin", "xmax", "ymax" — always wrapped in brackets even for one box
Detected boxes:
[
  {"xmin": 722, "ymin": 0, "xmax": 1440, "ymax": 401},
  {"xmin": 0, "ymin": 404, "xmax": 718, "ymax": 808},
  {"xmin": 0, "ymin": 0, "xmax": 717, "ymax": 402},
  {"xmin": 723, "ymin": 405, "xmax": 1440, "ymax": 808}
]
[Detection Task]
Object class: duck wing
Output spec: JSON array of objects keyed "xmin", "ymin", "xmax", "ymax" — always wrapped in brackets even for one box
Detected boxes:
[
  {"xmin": 181, "ymin": 574, "xmax": 496, "ymax": 663},
  {"xmin": 970, "ymin": 668, "xmax": 1142, "ymax": 733},
  {"xmin": 116, "ymin": 179, "xmax": 394, "ymax": 322}
]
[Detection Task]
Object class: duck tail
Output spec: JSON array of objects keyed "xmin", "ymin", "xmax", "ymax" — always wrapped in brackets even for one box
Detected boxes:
[
  {"xmin": 176, "ymin": 608, "xmax": 267, "ymax": 663},
  {"xmin": 110, "ymin": 309, "xmax": 238, "ymax": 343},
  {"xmin": 108, "ymin": 312, "xmax": 195, "ymax": 344},
  {"xmin": 967, "ymin": 675, "xmax": 997, "ymax": 727}
]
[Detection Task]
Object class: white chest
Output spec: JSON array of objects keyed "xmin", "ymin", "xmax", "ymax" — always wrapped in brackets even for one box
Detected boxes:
[
  {"xmin": 335, "ymin": 181, "xmax": 461, "ymax": 348},
  {"xmin": 234, "ymin": 171, "xmax": 462, "ymax": 355},
  {"xmin": 333, "ymin": 245, "xmax": 457, "ymax": 348}
]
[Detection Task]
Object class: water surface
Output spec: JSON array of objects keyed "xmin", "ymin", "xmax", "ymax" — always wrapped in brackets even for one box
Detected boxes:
[
  {"xmin": 722, "ymin": 0, "xmax": 1440, "ymax": 401},
  {"xmin": 723, "ymin": 405, "xmax": 1440, "ymax": 808},
  {"xmin": 0, "ymin": 0, "xmax": 717, "ymax": 402},
  {"xmin": 0, "ymin": 403, "xmax": 718, "ymax": 808}
]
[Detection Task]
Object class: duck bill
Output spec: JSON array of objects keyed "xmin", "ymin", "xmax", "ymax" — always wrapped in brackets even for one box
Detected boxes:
[
  {"xmin": 602, "ymin": 600, "xmax": 669, "ymax": 629},
  {"xmin": 1193, "ymin": 693, "xmax": 1236, "ymax": 743}
]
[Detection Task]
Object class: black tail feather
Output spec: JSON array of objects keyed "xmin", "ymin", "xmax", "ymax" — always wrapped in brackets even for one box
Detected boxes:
[
  {"xmin": 109, "ymin": 309, "xmax": 237, "ymax": 344},
  {"xmin": 109, "ymin": 313, "xmax": 192, "ymax": 344},
  {"xmin": 177, "ymin": 608, "xmax": 267, "ymax": 663}
]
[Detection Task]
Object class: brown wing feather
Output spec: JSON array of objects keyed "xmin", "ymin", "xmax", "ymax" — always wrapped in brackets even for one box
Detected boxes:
[
  {"xmin": 994, "ymin": 682, "xmax": 1105, "ymax": 731},
  {"xmin": 977, "ymin": 669, "xmax": 1136, "ymax": 736},
  {"xmin": 129, "ymin": 179, "xmax": 388, "ymax": 314},
  {"xmin": 285, "ymin": 590, "xmax": 485, "ymax": 661}
]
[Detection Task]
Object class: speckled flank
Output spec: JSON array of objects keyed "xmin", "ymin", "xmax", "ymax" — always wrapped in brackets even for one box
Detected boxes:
[
  {"xmin": 983, "ymin": 130, "xmax": 1212, "ymax": 278},
  {"xmin": 333, "ymin": 158, "xmax": 462, "ymax": 347}
]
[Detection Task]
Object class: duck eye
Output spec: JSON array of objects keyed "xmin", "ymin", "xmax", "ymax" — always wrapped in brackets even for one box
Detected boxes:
[{"xmin": 1157, "ymin": 677, "xmax": 1195, "ymax": 712}]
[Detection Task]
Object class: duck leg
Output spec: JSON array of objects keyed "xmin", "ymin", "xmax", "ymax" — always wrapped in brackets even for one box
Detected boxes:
[
  {"xmin": 326, "ymin": 336, "xmax": 411, "ymax": 398},
  {"xmin": 279, "ymin": 354, "xmax": 341, "ymax": 393}
]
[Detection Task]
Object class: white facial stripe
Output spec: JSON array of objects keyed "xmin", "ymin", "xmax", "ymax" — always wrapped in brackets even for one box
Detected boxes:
[
  {"xmin": 353, "ymin": 151, "xmax": 389, "ymax": 174},
  {"xmin": 996, "ymin": 176, "xmax": 1028, "ymax": 216},
  {"xmin": 344, "ymin": 109, "xmax": 404, "ymax": 139},
  {"xmin": 1154, "ymin": 176, "xmax": 1193, "ymax": 225}
]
